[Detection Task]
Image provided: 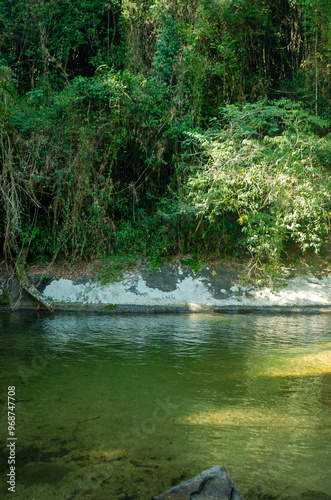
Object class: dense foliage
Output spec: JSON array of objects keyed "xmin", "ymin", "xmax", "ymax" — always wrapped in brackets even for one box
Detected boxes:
[{"xmin": 1, "ymin": 0, "xmax": 331, "ymax": 269}]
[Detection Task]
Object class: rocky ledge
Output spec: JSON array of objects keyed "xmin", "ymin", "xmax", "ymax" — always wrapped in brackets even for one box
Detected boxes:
[{"xmin": 1, "ymin": 262, "xmax": 331, "ymax": 313}]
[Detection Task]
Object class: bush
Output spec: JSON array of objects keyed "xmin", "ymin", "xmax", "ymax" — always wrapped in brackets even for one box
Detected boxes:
[{"xmin": 176, "ymin": 100, "xmax": 331, "ymax": 263}]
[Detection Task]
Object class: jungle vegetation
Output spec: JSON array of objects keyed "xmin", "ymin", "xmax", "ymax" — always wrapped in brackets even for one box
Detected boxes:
[{"xmin": 1, "ymin": 0, "xmax": 331, "ymax": 275}]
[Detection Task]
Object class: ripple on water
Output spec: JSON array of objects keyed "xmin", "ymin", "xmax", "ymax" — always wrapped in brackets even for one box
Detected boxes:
[{"xmin": 0, "ymin": 312, "xmax": 330, "ymax": 499}]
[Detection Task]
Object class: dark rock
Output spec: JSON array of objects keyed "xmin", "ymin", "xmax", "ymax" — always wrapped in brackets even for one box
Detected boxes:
[
  {"xmin": 153, "ymin": 465, "xmax": 243, "ymax": 500},
  {"xmin": 0, "ymin": 287, "xmax": 10, "ymax": 307}
]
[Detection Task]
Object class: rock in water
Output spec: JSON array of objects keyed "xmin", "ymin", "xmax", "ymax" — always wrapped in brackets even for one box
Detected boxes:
[{"xmin": 153, "ymin": 465, "xmax": 243, "ymax": 499}]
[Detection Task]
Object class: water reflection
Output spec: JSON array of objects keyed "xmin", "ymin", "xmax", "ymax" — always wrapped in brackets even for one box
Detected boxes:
[{"xmin": 0, "ymin": 312, "xmax": 330, "ymax": 499}]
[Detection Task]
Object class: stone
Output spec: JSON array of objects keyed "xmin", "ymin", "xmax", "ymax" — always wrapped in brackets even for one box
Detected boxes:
[{"xmin": 153, "ymin": 465, "xmax": 243, "ymax": 500}]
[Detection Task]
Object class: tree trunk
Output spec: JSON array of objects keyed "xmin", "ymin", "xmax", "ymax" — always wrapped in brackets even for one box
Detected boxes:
[{"xmin": 15, "ymin": 247, "xmax": 55, "ymax": 311}]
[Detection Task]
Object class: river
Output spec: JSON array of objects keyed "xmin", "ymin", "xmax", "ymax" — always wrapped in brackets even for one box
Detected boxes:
[{"xmin": 0, "ymin": 312, "xmax": 330, "ymax": 499}]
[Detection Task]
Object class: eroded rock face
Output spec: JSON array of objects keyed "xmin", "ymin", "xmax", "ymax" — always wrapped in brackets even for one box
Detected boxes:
[{"xmin": 153, "ymin": 465, "xmax": 243, "ymax": 500}]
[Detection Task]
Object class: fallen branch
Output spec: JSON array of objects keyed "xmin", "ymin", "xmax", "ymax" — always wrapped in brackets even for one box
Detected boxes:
[{"xmin": 15, "ymin": 247, "xmax": 55, "ymax": 311}]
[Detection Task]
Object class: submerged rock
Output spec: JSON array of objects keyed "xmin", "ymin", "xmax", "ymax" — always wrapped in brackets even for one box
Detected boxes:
[{"xmin": 153, "ymin": 465, "xmax": 243, "ymax": 499}]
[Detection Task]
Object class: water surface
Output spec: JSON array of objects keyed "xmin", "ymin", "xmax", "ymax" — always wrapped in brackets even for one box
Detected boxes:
[{"xmin": 0, "ymin": 312, "xmax": 330, "ymax": 499}]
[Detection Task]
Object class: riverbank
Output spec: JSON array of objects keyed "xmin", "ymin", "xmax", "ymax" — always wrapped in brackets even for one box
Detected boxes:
[{"xmin": 1, "ymin": 257, "xmax": 331, "ymax": 313}]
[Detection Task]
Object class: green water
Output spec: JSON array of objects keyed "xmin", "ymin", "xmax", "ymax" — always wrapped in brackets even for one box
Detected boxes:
[{"xmin": 0, "ymin": 312, "xmax": 330, "ymax": 500}]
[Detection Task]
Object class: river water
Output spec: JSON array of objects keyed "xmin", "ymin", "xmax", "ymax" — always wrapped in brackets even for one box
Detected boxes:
[{"xmin": 0, "ymin": 312, "xmax": 330, "ymax": 499}]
